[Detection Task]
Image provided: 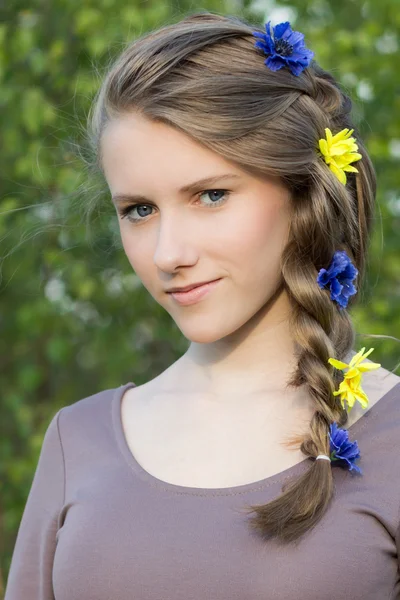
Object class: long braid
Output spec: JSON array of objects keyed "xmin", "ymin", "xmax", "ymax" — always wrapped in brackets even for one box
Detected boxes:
[
  {"xmin": 240, "ymin": 178, "xmax": 357, "ymax": 543},
  {"xmin": 239, "ymin": 73, "xmax": 370, "ymax": 543}
]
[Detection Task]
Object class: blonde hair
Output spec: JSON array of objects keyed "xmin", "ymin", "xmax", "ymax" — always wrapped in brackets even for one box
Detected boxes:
[{"xmin": 86, "ymin": 11, "xmax": 392, "ymax": 544}]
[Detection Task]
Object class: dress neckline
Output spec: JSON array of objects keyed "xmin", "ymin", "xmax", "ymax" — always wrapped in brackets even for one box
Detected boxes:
[{"xmin": 111, "ymin": 380, "xmax": 400, "ymax": 496}]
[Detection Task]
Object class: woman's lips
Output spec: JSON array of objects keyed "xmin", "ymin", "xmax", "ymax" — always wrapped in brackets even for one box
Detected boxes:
[{"xmin": 168, "ymin": 279, "xmax": 222, "ymax": 305}]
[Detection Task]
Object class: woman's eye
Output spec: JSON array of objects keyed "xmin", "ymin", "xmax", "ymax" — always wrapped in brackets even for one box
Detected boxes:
[
  {"xmin": 118, "ymin": 189, "xmax": 230, "ymax": 223},
  {"xmin": 198, "ymin": 189, "xmax": 229, "ymax": 206},
  {"xmin": 119, "ymin": 203, "xmax": 154, "ymax": 222},
  {"xmin": 120, "ymin": 204, "xmax": 151, "ymax": 222}
]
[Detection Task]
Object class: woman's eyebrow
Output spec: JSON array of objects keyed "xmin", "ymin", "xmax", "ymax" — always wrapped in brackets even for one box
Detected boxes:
[{"xmin": 112, "ymin": 173, "xmax": 241, "ymax": 206}]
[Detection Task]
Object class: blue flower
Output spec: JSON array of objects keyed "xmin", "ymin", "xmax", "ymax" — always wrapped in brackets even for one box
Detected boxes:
[
  {"xmin": 329, "ymin": 422, "xmax": 362, "ymax": 474},
  {"xmin": 253, "ymin": 21, "xmax": 314, "ymax": 76},
  {"xmin": 317, "ymin": 250, "xmax": 358, "ymax": 309}
]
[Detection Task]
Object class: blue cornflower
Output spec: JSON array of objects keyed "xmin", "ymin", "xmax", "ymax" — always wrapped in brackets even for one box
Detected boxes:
[
  {"xmin": 317, "ymin": 250, "xmax": 358, "ymax": 309},
  {"xmin": 329, "ymin": 422, "xmax": 362, "ymax": 474},
  {"xmin": 253, "ymin": 21, "xmax": 314, "ymax": 76}
]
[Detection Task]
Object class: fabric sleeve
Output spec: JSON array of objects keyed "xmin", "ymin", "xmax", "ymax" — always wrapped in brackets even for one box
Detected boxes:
[{"xmin": 5, "ymin": 408, "xmax": 65, "ymax": 600}]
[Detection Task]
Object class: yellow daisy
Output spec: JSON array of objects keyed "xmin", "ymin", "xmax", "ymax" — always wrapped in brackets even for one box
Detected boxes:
[
  {"xmin": 318, "ymin": 127, "xmax": 363, "ymax": 185},
  {"xmin": 328, "ymin": 347, "xmax": 381, "ymax": 411}
]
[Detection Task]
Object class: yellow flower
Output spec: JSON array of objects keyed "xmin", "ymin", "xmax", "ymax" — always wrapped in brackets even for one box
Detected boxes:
[
  {"xmin": 318, "ymin": 127, "xmax": 363, "ymax": 185},
  {"xmin": 328, "ymin": 347, "xmax": 381, "ymax": 412}
]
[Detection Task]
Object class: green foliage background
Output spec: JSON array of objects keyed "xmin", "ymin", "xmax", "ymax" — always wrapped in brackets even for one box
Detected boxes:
[{"xmin": 1, "ymin": 0, "xmax": 399, "ymax": 594}]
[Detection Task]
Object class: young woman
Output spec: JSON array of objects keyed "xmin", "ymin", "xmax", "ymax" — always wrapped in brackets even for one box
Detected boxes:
[{"xmin": 5, "ymin": 12, "xmax": 400, "ymax": 600}]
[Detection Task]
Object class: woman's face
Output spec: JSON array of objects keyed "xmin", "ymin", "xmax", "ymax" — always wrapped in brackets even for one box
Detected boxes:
[{"xmin": 101, "ymin": 113, "xmax": 294, "ymax": 344}]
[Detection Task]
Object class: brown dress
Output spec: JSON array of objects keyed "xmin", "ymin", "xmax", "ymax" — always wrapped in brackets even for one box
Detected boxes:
[{"xmin": 5, "ymin": 381, "xmax": 400, "ymax": 600}]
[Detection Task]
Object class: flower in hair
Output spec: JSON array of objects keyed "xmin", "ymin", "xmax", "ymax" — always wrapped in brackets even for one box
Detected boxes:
[
  {"xmin": 253, "ymin": 21, "xmax": 314, "ymax": 76},
  {"xmin": 328, "ymin": 422, "xmax": 362, "ymax": 474},
  {"xmin": 317, "ymin": 249, "xmax": 358, "ymax": 309},
  {"xmin": 318, "ymin": 128, "xmax": 363, "ymax": 185},
  {"xmin": 328, "ymin": 347, "xmax": 381, "ymax": 412}
]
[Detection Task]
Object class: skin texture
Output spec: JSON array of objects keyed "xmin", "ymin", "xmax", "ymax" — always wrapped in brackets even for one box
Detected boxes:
[{"xmin": 101, "ymin": 112, "xmax": 303, "ymax": 403}]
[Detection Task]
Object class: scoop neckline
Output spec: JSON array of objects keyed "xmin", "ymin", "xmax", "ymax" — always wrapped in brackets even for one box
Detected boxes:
[{"xmin": 112, "ymin": 380, "xmax": 400, "ymax": 496}]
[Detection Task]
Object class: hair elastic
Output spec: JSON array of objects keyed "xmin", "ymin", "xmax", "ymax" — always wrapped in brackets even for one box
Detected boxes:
[{"xmin": 316, "ymin": 455, "xmax": 331, "ymax": 462}]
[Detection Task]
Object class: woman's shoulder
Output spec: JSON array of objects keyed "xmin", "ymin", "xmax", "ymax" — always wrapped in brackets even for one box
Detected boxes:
[
  {"xmin": 344, "ymin": 358, "xmax": 400, "ymax": 429},
  {"xmin": 55, "ymin": 384, "xmax": 121, "ymax": 432},
  {"xmin": 364, "ymin": 359, "xmax": 399, "ymax": 405}
]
